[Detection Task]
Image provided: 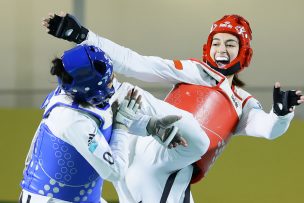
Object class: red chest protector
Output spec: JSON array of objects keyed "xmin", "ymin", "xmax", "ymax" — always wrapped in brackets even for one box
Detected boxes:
[{"xmin": 165, "ymin": 83, "xmax": 239, "ymax": 183}]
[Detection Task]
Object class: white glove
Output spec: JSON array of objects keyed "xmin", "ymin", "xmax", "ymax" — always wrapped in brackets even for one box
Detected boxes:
[
  {"xmin": 112, "ymin": 89, "xmax": 142, "ymax": 131},
  {"xmin": 147, "ymin": 115, "xmax": 188, "ymax": 148}
]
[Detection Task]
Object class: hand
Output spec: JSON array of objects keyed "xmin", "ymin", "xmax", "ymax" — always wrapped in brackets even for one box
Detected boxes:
[
  {"xmin": 42, "ymin": 12, "xmax": 88, "ymax": 44},
  {"xmin": 273, "ymin": 82, "xmax": 304, "ymax": 116},
  {"xmin": 147, "ymin": 115, "xmax": 188, "ymax": 148},
  {"xmin": 112, "ymin": 88, "xmax": 142, "ymax": 131}
]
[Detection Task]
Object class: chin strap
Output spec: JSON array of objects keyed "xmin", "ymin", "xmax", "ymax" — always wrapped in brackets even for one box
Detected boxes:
[{"xmin": 207, "ymin": 61, "xmax": 242, "ymax": 76}]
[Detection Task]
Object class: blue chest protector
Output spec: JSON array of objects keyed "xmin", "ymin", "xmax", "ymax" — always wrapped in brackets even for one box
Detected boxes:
[{"xmin": 21, "ymin": 89, "xmax": 112, "ymax": 203}]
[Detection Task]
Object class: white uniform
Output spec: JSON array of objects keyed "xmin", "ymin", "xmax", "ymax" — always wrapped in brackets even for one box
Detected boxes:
[
  {"xmin": 110, "ymin": 81, "xmax": 210, "ymax": 203},
  {"xmin": 20, "ymin": 85, "xmax": 148, "ymax": 203},
  {"xmin": 21, "ymin": 81, "xmax": 209, "ymax": 203},
  {"xmin": 81, "ymin": 31, "xmax": 294, "ymax": 203}
]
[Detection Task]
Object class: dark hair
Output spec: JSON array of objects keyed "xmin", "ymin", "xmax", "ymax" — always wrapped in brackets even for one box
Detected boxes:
[
  {"xmin": 50, "ymin": 57, "xmax": 73, "ymax": 84},
  {"xmin": 50, "ymin": 57, "xmax": 91, "ymax": 106},
  {"xmin": 232, "ymin": 74, "xmax": 245, "ymax": 87}
]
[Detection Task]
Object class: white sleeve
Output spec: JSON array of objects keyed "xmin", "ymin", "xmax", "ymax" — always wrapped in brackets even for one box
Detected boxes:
[
  {"xmin": 128, "ymin": 114, "xmax": 151, "ymax": 136},
  {"xmin": 83, "ymin": 31, "xmax": 209, "ymax": 85},
  {"xmin": 47, "ymin": 107, "xmax": 131, "ymax": 182},
  {"xmin": 234, "ymin": 98, "xmax": 294, "ymax": 139},
  {"xmin": 65, "ymin": 120, "xmax": 131, "ymax": 182}
]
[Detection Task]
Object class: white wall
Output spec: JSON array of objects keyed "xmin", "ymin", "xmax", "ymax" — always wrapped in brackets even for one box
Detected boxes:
[{"xmin": 0, "ymin": 0, "xmax": 303, "ymax": 117}]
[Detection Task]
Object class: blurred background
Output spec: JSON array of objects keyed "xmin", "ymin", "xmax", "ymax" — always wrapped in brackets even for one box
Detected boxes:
[{"xmin": 0, "ymin": 0, "xmax": 303, "ymax": 202}]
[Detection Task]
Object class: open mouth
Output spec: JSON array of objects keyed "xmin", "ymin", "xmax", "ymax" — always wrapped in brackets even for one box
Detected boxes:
[{"xmin": 215, "ymin": 56, "xmax": 230, "ymax": 68}]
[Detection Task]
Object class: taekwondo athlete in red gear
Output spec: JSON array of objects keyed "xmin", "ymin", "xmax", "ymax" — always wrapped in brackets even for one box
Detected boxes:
[{"xmin": 43, "ymin": 13, "xmax": 304, "ymax": 203}]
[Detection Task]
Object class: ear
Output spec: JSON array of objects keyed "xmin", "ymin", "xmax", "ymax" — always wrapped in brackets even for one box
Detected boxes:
[{"xmin": 243, "ymin": 47, "xmax": 253, "ymax": 67}]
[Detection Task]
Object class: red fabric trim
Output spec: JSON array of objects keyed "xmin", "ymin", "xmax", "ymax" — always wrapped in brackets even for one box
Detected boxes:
[
  {"xmin": 173, "ymin": 60, "xmax": 183, "ymax": 70},
  {"xmin": 232, "ymin": 85, "xmax": 242, "ymax": 100},
  {"xmin": 234, "ymin": 93, "xmax": 242, "ymax": 101},
  {"xmin": 242, "ymin": 96, "xmax": 253, "ymax": 108},
  {"xmin": 217, "ymin": 78, "xmax": 225, "ymax": 87}
]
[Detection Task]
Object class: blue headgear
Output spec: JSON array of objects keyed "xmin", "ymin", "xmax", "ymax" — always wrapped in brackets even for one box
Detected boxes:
[{"xmin": 60, "ymin": 45, "xmax": 115, "ymax": 106}]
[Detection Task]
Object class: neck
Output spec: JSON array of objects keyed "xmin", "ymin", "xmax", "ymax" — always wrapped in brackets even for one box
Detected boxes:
[{"xmin": 226, "ymin": 75, "xmax": 234, "ymax": 87}]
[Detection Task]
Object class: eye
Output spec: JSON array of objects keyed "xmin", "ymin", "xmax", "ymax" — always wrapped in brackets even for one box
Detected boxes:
[
  {"xmin": 226, "ymin": 44, "xmax": 236, "ymax": 48},
  {"xmin": 212, "ymin": 42, "xmax": 220, "ymax": 47}
]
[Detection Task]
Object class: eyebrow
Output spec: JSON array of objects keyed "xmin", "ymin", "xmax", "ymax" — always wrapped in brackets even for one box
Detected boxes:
[{"xmin": 212, "ymin": 38, "xmax": 239, "ymax": 44}]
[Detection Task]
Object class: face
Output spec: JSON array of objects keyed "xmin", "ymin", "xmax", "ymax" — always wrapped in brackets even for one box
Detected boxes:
[
  {"xmin": 210, "ymin": 33, "xmax": 239, "ymax": 69},
  {"xmin": 89, "ymin": 73, "xmax": 115, "ymax": 107},
  {"xmin": 107, "ymin": 73, "xmax": 114, "ymax": 89}
]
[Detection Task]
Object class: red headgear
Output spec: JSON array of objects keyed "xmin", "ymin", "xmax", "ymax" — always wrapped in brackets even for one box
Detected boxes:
[{"xmin": 203, "ymin": 15, "xmax": 253, "ymax": 75}]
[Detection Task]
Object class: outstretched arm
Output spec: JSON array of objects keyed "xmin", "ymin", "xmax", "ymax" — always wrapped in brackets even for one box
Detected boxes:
[
  {"xmin": 42, "ymin": 13, "xmax": 209, "ymax": 85},
  {"xmin": 235, "ymin": 82, "xmax": 303, "ymax": 139},
  {"xmin": 272, "ymin": 82, "xmax": 304, "ymax": 115},
  {"xmin": 42, "ymin": 12, "xmax": 88, "ymax": 44}
]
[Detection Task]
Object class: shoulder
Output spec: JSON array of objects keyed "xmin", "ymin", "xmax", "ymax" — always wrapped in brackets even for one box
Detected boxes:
[
  {"xmin": 168, "ymin": 58, "xmax": 209, "ymax": 71},
  {"xmin": 234, "ymin": 86, "xmax": 263, "ymax": 110},
  {"xmin": 45, "ymin": 106, "xmax": 98, "ymax": 138}
]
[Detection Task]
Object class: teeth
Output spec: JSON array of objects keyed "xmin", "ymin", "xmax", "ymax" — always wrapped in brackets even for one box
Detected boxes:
[
  {"xmin": 215, "ymin": 56, "xmax": 230, "ymax": 68},
  {"xmin": 215, "ymin": 56, "xmax": 229, "ymax": 61}
]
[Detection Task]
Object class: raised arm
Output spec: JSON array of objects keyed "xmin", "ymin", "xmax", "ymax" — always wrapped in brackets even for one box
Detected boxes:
[
  {"xmin": 44, "ymin": 89, "xmax": 151, "ymax": 182},
  {"xmin": 42, "ymin": 13, "xmax": 208, "ymax": 85},
  {"xmin": 45, "ymin": 107, "xmax": 131, "ymax": 182},
  {"xmin": 235, "ymin": 82, "xmax": 304, "ymax": 139}
]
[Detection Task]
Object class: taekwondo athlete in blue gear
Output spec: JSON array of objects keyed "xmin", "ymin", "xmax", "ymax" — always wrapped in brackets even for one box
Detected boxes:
[
  {"xmin": 20, "ymin": 45, "xmax": 118, "ymax": 203},
  {"xmin": 20, "ymin": 44, "xmax": 186, "ymax": 203},
  {"xmin": 20, "ymin": 45, "xmax": 148, "ymax": 203}
]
